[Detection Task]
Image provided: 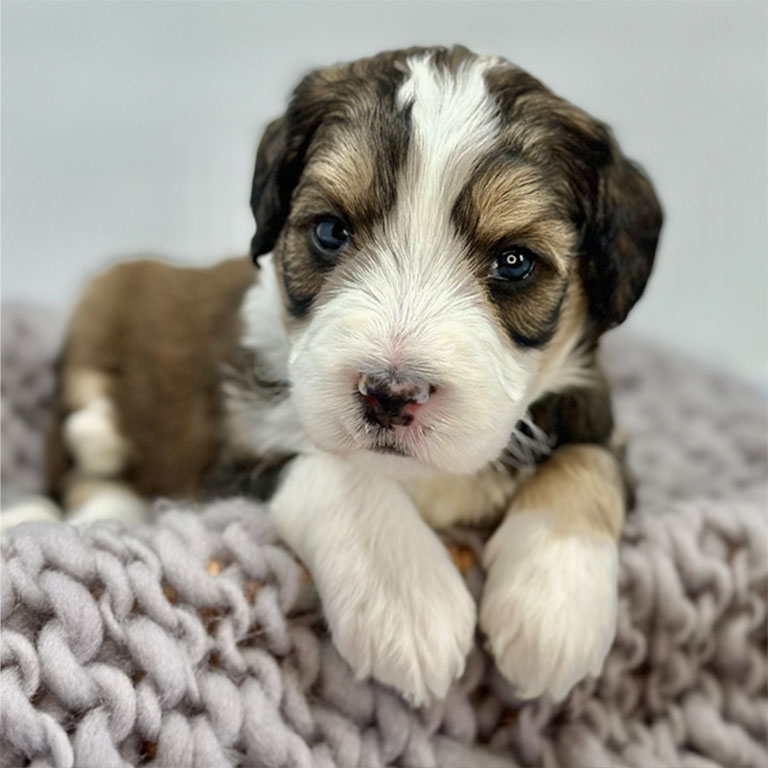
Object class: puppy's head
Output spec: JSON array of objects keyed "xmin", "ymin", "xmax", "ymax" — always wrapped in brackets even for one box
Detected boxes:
[{"xmin": 249, "ymin": 46, "xmax": 662, "ymax": 474}]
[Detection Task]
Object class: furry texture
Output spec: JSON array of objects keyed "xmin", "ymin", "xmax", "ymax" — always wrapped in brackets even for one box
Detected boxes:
[
  {"xmin": 43, "ymin": 49, "xmax": 662, "ymax": 705},
  {"xmin": 270, "ymin": 451, "xmax": 477, "ymax": 707},
  {"xmin": 2, "ymin": 304, "xmax": 767, "ymax": 767},
  {"xmin": 247, "ymin": 46, "xmax": 661, "ymax": 476}
]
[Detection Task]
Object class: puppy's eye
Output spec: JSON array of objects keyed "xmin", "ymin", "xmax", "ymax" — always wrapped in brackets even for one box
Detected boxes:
[
  {"xmin": 311, "ymin": 216, "xmax": 350, "ymax": 255},
  {"xmin": 493, "ymin": 247, "xmax": 536, "ymax": 282}
]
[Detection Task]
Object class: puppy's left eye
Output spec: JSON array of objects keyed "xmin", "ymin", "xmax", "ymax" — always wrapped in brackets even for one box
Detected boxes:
[
  {"xmin": 493, "ymin": 247, "xmax": 536, "ymax": 282},
  {"xmin": 312, "ymin": 216, "xmax": 350, "ymax": 255}
]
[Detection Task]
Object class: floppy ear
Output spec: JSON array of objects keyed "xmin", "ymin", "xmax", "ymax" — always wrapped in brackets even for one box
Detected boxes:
[
  {"xmin": 580, "ymin": 145, "xmax": 663, "ymax": 330},
  {"xmin": 249, "ymin": 116, "xmax": 290, "ymax": 261},
  {"xmin": 249, "ymin": 73, "xmax": 329, "ymax": 261},
  {"xmin": 250, "ymin": 107, "xmax": 321, "ymax": 262}
]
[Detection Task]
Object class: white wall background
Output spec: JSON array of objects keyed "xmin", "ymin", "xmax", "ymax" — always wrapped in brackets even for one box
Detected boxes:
[{"xmin": 2, "ymin": 1, "xmax": 766, "ymax": 388}]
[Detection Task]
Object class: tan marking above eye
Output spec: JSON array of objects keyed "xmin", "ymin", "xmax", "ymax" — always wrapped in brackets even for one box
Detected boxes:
[
  {"xmin": 299, "ymin": 125, "xmax": 380, "ymax": 223},
  {"xmin": 287, "ymin": 185, "xmax": 350, "ymax": 231},
  {"xmin": 466, "ymin": 165, "xmax": 576, "ymax": 274}
]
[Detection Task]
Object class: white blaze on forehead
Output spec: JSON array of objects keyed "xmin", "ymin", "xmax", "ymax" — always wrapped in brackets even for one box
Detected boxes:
[{"xmin": 391, "ymin": 53, "xmax": 502, "ymax": 258}]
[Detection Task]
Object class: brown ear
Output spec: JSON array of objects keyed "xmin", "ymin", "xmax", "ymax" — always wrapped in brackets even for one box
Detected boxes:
[
  {"xmin": 580, "ymin": 145, "xmax": 663, "ymax": 330},
  {"xmin": 250, "ymin": 106, "xmax": 320, "ymax": 262},
  {"xmin": 249, "ymin": 71, "xmax": 331, "ymax": 261},
  {"xmin": 249, "ymin": 116, "xmax": 289, "ymax": 260}
]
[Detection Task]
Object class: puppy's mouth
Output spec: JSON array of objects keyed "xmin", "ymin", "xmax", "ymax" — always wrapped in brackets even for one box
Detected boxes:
[{"xmin": 363, "ymin": 422, "xmax": 414, "ymax": 457}]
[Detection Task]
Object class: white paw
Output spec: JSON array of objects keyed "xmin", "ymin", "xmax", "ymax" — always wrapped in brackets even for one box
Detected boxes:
[
  {"xmin": 63, "ymin": 397, "xmax": 130, "ymax": 477},
  {"xmin": 67, "ymin": 485, "xmax": 148, "ymax": 527},
  {"xmin": 269, "ymin": 453, "xmax": 476, "ymax": 708},
  {"xmin": 480, "ymin": 511, "xmax": 617, "ymax": 701},
  {"xmin": 324, "ymin": 538, "xmax": 476, "ymax": 707}
]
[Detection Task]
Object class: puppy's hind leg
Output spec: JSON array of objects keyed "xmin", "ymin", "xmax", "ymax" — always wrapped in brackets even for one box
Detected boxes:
[
  {"xmin": 57, "ymin": 367, "xmax": 147, "ymax": 525},
  {"xmin": 63, "ymin": 393, "xmax": 131, "ymax": 478},
  {"xmin": 64, "ymin": 478, "xmax": 148, "ymax": 526}
]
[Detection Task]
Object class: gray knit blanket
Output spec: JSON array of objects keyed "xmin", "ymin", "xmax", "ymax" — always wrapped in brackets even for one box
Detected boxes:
[{"xmin": 1, "ymin": 304, "xmax": 767, "ymax": 768}]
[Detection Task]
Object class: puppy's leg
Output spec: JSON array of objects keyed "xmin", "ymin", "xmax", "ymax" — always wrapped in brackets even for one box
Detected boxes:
[
  {"xmin": 61, "ymin": 368, "xmax": 131, "ymax": 478},
  {"xmin": 0, "ymin": 496, "xmax": 63, "ymax": 530},
  {"xmin": 58, "ymin": 367, "xmax": 146, "ymax": 524},
  {"xmin": 480, "ymin": 444, "xmax": 624, "ymax": 701},
  {"xmin": 271, "ymin": 452, "xmax": 476, "ymax": 707},
  {"xmin": 64, "ymin": 478, "xmax": 148, "ymax": 526}
]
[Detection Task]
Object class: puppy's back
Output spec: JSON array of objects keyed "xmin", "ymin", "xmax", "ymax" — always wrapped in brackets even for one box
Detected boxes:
[{"xmin": 48, "ymin": 257, "xmax": 255, "ymax": 504}]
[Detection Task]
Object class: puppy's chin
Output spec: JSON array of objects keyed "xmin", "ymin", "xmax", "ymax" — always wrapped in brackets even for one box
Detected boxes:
[{"xmin": 344, "ymin": 448, "xmax": 439, "ymax": 478}]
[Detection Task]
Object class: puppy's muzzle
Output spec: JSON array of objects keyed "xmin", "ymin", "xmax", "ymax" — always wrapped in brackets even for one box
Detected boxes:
[{"xmin": 358, "ymin": 372, "xmax": 432, "ymax": 430}]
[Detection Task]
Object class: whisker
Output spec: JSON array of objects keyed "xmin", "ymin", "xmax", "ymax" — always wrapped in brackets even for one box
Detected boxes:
[{"xmin": 499, "ymin": 413, "xmax": 553, "ymax": 469}]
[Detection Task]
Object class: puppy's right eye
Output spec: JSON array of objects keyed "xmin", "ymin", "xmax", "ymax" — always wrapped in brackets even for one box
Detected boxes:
[{"xmin": 311, "ymin": 216, "xmax": 350, "ymax": 256}]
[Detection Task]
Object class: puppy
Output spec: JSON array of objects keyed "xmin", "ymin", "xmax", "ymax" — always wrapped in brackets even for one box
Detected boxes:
[{"xmin": 47, "ymin": 46, "xmax": 662, "ymax": 706}]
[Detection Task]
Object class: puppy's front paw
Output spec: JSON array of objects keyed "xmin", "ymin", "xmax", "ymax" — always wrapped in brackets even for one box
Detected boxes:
[
  {"xmin": 325, "ymin": 541, "xmax": 476, "ymax": 707},
  {"xmin": 480, "ymin": 512, "xmax": 617, "ymax": 701}
]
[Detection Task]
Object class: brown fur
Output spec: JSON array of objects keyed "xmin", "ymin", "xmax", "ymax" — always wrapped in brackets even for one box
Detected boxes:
[
  {"xmin": 506, "ymin": 443, "xmax": 626, "ymax": 541},
  {"xmin": 48, "ymin": 257, "xmax": 255, "ymax": 501}
]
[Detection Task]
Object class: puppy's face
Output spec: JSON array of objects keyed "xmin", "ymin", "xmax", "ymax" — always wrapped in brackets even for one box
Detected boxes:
[{"xmin": 250, "ymin": 47, "xmax": 661, "ymax": 474}]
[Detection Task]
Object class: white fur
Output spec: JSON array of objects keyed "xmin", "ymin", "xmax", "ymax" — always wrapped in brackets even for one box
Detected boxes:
[
  {"xmin": 225, "ymin": 256, "xmax": 311, "ymax": 457},
  {"xmin": 401, "ymin": 463, "xmax": 521, "ymax": 529},
  {"xmin": 0, "ymin": 496, "xmax": 63, "ymax": 530},
  {"xmin": 63, "ymin": 396, "xmax": 130, "ymax": 477},
  {"xmin": 66, "ymin": 484, "xmax": 148, "ymax": 526},
  {"xmin": 271, "ymin": 451, "xmax": 476, "ymax": 706},
  {"xmin": 480, "ymin": 511, "xmax": 618, "ymax": 701},
  {"xmin": 394, "ymin": 52, "xmax": 503, "ymax": 250},
  {"xmin": 239, "ymin": 255, "xmax": 292, "ymax": 380},
  {"xmin": 524, "ymin": 325, "xmax": 597, "ymax": 401}
]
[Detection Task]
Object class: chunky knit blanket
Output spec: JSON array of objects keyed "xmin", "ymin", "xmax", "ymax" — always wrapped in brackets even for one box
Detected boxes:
[{"xmin": 1, "ymin": 304, "xmax": 767, "ymax": 768}]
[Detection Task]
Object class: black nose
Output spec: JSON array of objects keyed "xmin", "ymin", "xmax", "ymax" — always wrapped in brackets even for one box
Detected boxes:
[{"xmin": 358, "ymin": 373, "xmax": 432, "ymax": 429}]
